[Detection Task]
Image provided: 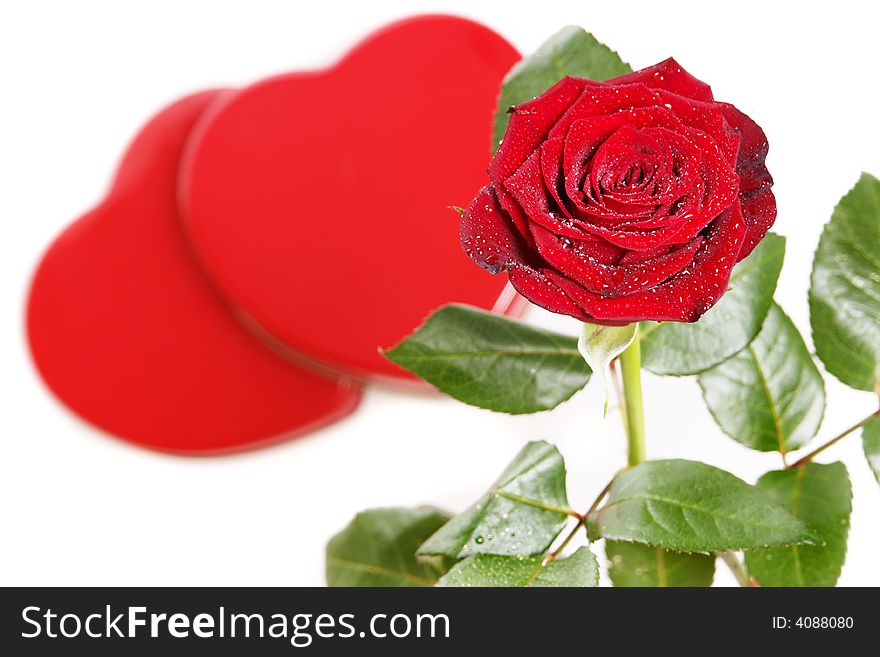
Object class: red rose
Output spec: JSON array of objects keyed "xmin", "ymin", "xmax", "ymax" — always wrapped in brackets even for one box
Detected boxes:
[{"xmin": 461, "ymin": 58, "xmax": 775, "ymax": 324}]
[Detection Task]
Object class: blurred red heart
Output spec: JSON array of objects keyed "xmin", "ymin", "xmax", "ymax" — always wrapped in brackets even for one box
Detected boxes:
[
  {"xmin": 27, "ymin": 92, "xmax": 361, "ymax": 454},
  {"xmin": 181, "ymin": 15, "xmax": 524, "ymax": 384}
]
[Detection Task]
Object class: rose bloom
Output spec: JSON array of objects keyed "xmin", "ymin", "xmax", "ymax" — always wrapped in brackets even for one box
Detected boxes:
[{"xmin": 461, "ymin": 59, "xmax": 775, "ymax": 324}]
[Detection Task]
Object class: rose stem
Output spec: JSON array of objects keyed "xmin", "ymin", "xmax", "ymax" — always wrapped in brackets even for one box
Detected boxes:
[{"xmin": 618, "ymin": 328, "xmax": 646, "ymax": 467}]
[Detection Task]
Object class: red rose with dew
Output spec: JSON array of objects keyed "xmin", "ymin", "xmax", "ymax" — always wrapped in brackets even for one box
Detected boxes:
[{"xmin": 461, "ymin": 59, "xmax": 775, "ymax": 324}]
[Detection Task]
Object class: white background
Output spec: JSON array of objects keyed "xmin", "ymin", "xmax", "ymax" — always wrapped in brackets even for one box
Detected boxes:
[{"xmin": 2, "ymin": 0, "xmax": 878, "ymax": 586}]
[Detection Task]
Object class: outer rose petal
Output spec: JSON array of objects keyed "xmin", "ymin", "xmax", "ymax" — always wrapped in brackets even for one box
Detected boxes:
[
  {"xmin": 460, "ymin": 187, "xmax": 592, "ymax": 321},
  {"xmin": 720, "ymin": 103, "xmax": 772, "ymax": 191},
  {"xmin": 611, "ymin": 58, "xmax": 714, "ymax": 103},
  {"xmin": 490, "ymin": 77, "xmax": 588, "ymax": 242},
  {"xmin": 720, "ymin": 102, "xmax": 776, "ymax": 259},
  {"xmin": 613, "ymin": 105, "xmax": 689, "ymax": 133},
  {"xmin": 547, "ymin": 83, "xmax": 662, "ymax": 141},
  {"xmin": 557, "ymin": 201, "xmax": 748, "ymax": 323},
  {"xmin": 504, "ymin": 150, "xmax": 566, "ymax": 235},
  {"xmin": 507, "ymin": 266, "xmax": 592, "ymax": 322},
  {"xmin": 657, "ymin": 90, "xmax": 740, "ymax": 165},
  {"xmin": 460, "ymin": 186, "xmax": 533, "ymax": 273},
  {"xmin": 738, "ymin": 185, "xmax": 776, "ymax": 259},
  {"xmin": 531, "ymin": 221, "xmax": 702, "ymax": 296},
  {"xmin": 490, "ymin": 77, "xmax": 587, "ymax": 187}
]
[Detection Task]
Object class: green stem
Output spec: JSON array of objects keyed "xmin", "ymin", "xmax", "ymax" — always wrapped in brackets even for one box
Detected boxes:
[
  {"xmin": 618, "ymin": 328, "xmax": 646, "ymax": 467},
  {"xmin": 719, "ymin": 551, "xmax": 755, "ymax": 588},
  {"xmin": 543, "ymin": 475, "xmax": 616, "ymax": 566},
  {"xmin": 788, "ymin": 409, "xmax": 879, "ymax": 468}
]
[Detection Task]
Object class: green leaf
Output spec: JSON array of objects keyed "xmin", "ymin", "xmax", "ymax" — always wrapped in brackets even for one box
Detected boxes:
[
  {"xmin": 606, "ymin": 542, "xmax": 715, "ymax": 587},
  {"xmin": 384, "ymin": 304, "xmax": 590, "ymax": 414},
  {"xmin": 640, "ymin": 234, "xmax": 785, "ymax": 376},
  {"xmin": 863, "ymin": 415, "xmax": 880, "ymax": 485},
  {"xmin": 578, "ymin": 322, "xmax": 636, "ymax": 413},
  {"xmin": 438, "ymin": 547, "xmax": 599, "ymax": 587},
  {"xmin": 699, "ymin": 302, "xmax": 825, "ymax": 453},
  {"xmin": 745, "ymin": 463, "xmax": 852, "ymax": 587},
  {"xmin": 810, "ymin": 173, "xmax": 880, "ymax": 391},
  {"xmin": 326, "ymin": 507, "xmax": 451, "ymax": 587},
  {"xmin": 418, "ymin": 441, "xmax": 570, "ymax": 559},
  {"xmin": 587, "ymin": 459, "xmax": 818, "ymax": 552},
  {"xmin": 492, "ymin": 26, "xmax": 630, "ymax": 152}
]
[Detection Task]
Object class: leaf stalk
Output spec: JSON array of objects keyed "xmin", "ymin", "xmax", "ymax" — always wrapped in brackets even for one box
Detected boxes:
[{"xmin": 788, "ymin": 409, "xmax": 880, "ymax": 468}]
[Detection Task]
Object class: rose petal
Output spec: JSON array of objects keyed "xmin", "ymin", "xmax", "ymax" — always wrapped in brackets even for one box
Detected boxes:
[
  {"xmin": 564, "ymin": 120, "xmax": 650, "ymax": 219},
  {"xmin": 547, "ymin": 83, "xmax": 663, "ymax": 141},
  {"xmin": 610, "ymin": 58, "xmax": 714, "ymax": 103},
  {"xmin": 574, "ymin": 201, "xmax": 748, "ymax": 322},
  {"xmin": 574, "ymin": 235, "xmax": 626, "ymax": 263},
  {"xmin": 567, "ymin": 127, "xmax": 737, "ymax": 250},
  {"xmin": 491, "ymin": 76, "xmax": 588, "ymax": 185},
  {"xmin": 612, "ymin": 104, "xmax": 688, "ymax": 132},
  {"xmin": 531, "ymin": 221, "xmax": 703, "ymax": 296},
  {"xmin": 562, "ymin": 116, "xmax": 627, "ymax": 175},
  {"xmin": 618, "ymin": 243, "xmax": 673, "ymax": 265},
  {"xmin": 738, "ymin": 184, "xmax": 776, "ymax": 259},
  {"xmin": 460, "ymin": 186, "xmax": 534, "ymax": 273},
  {"xmin": 507, "ymin": 264, "xmax": 591, "ymax": 322},
  {"xmin": 720, "ymin": 102, "xmax": 776, "ymax": 259},
  {"xmin": 657, "ymin": 90, "xmax": 740, "ymax": 165},
  {"xmin": 675, "ymin": 127, "xmax": 740, "ymax": 230},
  {"xmin": 539, "ymin": 138, "xmax": 572, "ymax": 219},
  {"xmin": 490, "ymin": 77, "xmax": 589, "ymax": 243},
  {"xmin": 460, "ymin": 187, "xmax": 594, "ymax": 322},
  {"xmin": 720, "ymin": 102, "xmax": 772, "ymax": 191},
  {"xmin": 504, "ymin": 150, "xmax": 559, "ymax": 230},
  {"xmin": 583, "ymin": 127, "xmax": 670, "ymax": 216}
]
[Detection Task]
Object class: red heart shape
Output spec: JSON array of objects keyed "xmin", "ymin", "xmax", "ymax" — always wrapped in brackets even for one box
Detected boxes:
[
  {"xmin": 181, "ymin": 15, "xmax": 523, "ymax": 384},
  {"xmin": 27, "ymin": 92, "xmax": 361, "ymax": 454}
]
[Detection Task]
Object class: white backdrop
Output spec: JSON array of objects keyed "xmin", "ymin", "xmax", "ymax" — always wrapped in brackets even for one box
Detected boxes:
[{"xmin": 2, "ymin": 0, "xmax": 878, "ymax": 586}]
